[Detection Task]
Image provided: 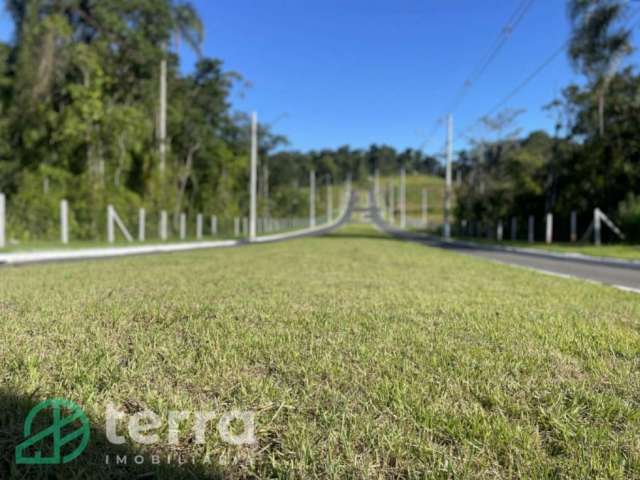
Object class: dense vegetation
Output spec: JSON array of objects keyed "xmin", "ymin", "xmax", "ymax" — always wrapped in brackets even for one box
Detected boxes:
[
  {"xmin": 455, "ymin": 0, "xmax": 640, "ymax": 242},
  {"xmin": 0, "ymin": 1, "xmax": 442, "ymax": 243}
]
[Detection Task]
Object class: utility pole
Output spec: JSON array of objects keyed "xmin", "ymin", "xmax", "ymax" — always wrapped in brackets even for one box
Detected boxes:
[
  {"xmin": 250, "ymin": 112, "xmax": 258, "ymax": 241},
  {"xmin": 158, "ymin": 52, "xmax": 167, "ymax": 175},
  {"xmin": 444, "ymin": 113, "xmax": 453, "ymax": 239},
  {"xmin": 310, "ymin": 170, "xmax": 316, "ymax": 227},
  {"xmin": 400, "ymin": 167, "xmax": 407, "ymax": 228}
]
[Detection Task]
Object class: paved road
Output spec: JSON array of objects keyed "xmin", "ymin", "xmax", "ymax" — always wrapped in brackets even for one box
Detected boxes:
[{"xmin": 367, "ymin": 193, "xmax": 640, "ymax": 293}]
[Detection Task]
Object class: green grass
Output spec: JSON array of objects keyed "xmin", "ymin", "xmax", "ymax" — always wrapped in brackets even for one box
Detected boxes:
[
  {"xmin": 456, "ymin": 237, "xmax": 640, "ymax": 261},
  {"xmin": 379, "ymin": 174, "xmax": 447, "ymax": 226},
  {"xmin": 2, "ymin": 219, "xmax": 640, "ymax": 478}
]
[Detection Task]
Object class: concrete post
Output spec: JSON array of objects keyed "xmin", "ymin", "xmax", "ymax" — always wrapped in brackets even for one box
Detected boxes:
[
  {"xmin": 107, "ymin": 205, "xmax": 115, "ymax": 244},
  {"xmin": 234, "ymin": 217, "xmax": 240, "ymax": 237},
  {"xmin": 444, "ymin": 113, "xmax": 453, "ymax": 239},
  {"xmin": 60, "ymin": 199, "xmax": 69, "ymax": 245},
  {"xmin": 389, "ymin": 185, "xmax": 395, "ymax": 224},
  {"xmin": 310, "ymin": 170, "xmax": 316, "ymax": 227},
  {"xmin": 422, "ymin": 189, "xmax": 428, "ymax": 228},
  {"xmin": 594, "ymin": 208, "xmax": 602, "ymax": 246},
  {"xmin": 545, "ymin": 213, "xmax": 553, "ymax": 244},
  {"xmin": 0, "ymin": 193, "xmax": 5, "ymax": 249},
  {"xmin": 159, "ymin": 210, "xmax": 168, "ymax": 241},
  {"xmin": 570, "ymin": 211, "xmax": 577, "ymax": 243},
  {"xmin": 196, "ymin": 213, "xmax": 203, "ymax": 240},
  {"xmin": 511, "ymin": 217, "xmax": 517, "ymax": 241},
  {"xmin": 327, "ymin": 182, "xmax": 333, "ymax": 222},
  {"xmin": 211, "ymin": 215, "xmax": 218, "ymax": 236},
  {"xmin": 179, "ymin": 213, "xmax": 187, "ymax": 240},
  {"xmin": 400, "ymin": 167, "xmax": 407, "ymax": 228},
  {"xmin": 528, "ymin": 215, "xmax": 535, "ymax": 243},
  {"xmin": 138, "ymin": 208, "xmax": 146, "ymax": 242},
  {"xmin": 249, "ymin": 112, "xmax": 258, "ymax": 241},
  {"xmin": 497, "ymin": 221, "xmax": 503, "ymax": 241}
]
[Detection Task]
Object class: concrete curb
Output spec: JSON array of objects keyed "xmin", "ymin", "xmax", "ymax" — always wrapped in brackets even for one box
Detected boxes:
[{"xmin": 0, "ymin": 191, "xmax": 354, "ymax": 267}]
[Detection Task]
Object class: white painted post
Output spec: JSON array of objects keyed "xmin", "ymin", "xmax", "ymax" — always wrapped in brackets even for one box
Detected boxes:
[
  {"xmin": 310, "ymin": 170, "xmax": 316, "ymax": 227},
  {"xmin": 249, "ymin": 112, "xmax": 258, "ymax": 241},
  {"xmin": 180, "ymin": 213, "xmax": 187, "ymax": 240},
  {"xmin": 196, "ymin": 213, "xmax": 203, "ymax": 240},
  {"xmin": 546, "ymin": 213, "xmax": 553, "ymax": 244},
  {"xmin": 570, "ymin": 211, "xmax": 577, "ymax": 243},
  {"xmin": 327, "ymin": 182, "xmax": 333, "ymax": 222},
  {"xmin": 0, "ymin": 193, "xmax": 5, "ymax": 249},
  {"xmin": 594, "ymin": 208, "xmax": 602, "ymax": 246},
  {"xmin": 511, "ymin": 217, "xmax": 517, "ymax": 241},
  {"xmin": 243, "ymin": 217, "xmax": 249, "ymax": 235},
  {"xmin": 444, "ymin": 113, "xmax": 453, "ymax": 239},
  {"xmin": 374, "ymin": 168, "xmax": 380, "ymax": 200},
  {"xmin": 422, "ymin": 189, "xmax": 428, "ymax": 228},
  {"xmin": 497, "ymin": 221, "xmax": 503, "ymax": 241},
  {"xmin": 400, "ymin": 167, "xmax": 407, "ymax": 228},
  {"xmin": 107, "ymin": 205, "xmax": 115, "ymax": 244},
  {"xmin": 60, "ymin": 199, "xmax": 69, "ymax": 245},
  {"xmin": 234, "ymin": 217, "xmax": 240, "ymax": 237},
  {"xmin": 160, "ymin": 210, "xmax": 168, "ymax": 241},
  {"xmin": 211, "ymin": 215, "xmax": 218, "ymax": 236},
  {"xmin": 389, "ymin": 185, "xmax": 395, "ymax": 224},
  {"xmin": 138, "ymin": 208, "xmax": 146, "ymax": 242},
  {"xmin": 528, "ymin": 215, "xmax": 535, "ymax": 243}
]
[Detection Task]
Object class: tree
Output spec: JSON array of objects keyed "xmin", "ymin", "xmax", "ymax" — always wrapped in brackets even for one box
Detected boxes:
[{"xmin": 568, "ymin": 0, "xmax": 632, "ymax": 136}]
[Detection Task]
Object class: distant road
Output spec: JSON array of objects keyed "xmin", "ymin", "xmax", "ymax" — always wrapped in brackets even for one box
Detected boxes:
[{"xmin": 367, "ymin": 192, "xmax": 640, "ymax": 293}]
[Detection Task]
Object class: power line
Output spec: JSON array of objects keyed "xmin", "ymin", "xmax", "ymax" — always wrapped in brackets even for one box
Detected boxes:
[
  {"xmin": 457, "ymin": 5, "xmax": 640, "ymax": 143},
  {"xmin": 418, "ymin": 0, "xmax": 537, "ymax": 151}
]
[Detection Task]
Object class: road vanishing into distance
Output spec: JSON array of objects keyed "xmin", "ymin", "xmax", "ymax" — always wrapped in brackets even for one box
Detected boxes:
[{"xmin": 367, "ymin": 191, "xmax": 640, "ymax": 294}]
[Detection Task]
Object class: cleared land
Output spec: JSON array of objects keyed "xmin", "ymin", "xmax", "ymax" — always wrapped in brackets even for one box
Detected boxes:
[
  {"xmin": 1, "ymin": 222, "xmax": 639, "ymax": 479},
  {"xmin": 380, "ymin": 174, "xmax": 446, "ymax": 228}
]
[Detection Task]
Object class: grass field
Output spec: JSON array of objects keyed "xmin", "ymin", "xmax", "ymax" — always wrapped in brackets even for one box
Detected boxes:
[
  {"xmin": 456, "ymin": 237, "xmax": 640, "ymax": 261},
  {"xmin": 2, "ymin": 219, "xmax": 639, "ymax": 478}
]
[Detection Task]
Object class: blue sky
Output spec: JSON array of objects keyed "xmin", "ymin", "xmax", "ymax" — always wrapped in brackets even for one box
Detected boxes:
[{"xmin": 2, "ymin": 1, "xmax": 639, "ymax": 155}]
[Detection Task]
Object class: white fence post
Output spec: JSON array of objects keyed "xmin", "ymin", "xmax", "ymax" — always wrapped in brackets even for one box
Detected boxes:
[
  {"xmin": 594, "ymin": 208, "xmax": 602, "ymax": 246},
  {"xmin": 0, "ymin": 193, "xmax": 5, "ymax": 249},
  {"xmin": 570, "ymin": 210, "xmax": 577, "ymax": 243},
  {"xmin": 497, "ymin": 221, "xmax": 503, "ymax": 241},
  {"xmin": 511, "ymin": 217, "xmax": 517, "ymax": 241},
  {"xmin": 528, "ymin": 215, "xmax": 535, "ymax": 243},
  {"xmin": 243, "ymin": 217, "xmax": 249, "ymax": 235},
  {"xmin": 180, "ymin": 213, "xmax": 187, "ymax": 240},
  {"xmin": 310, "ymin": 170, "xmax": 316, "ymax": 228},
  {"xmin": 160, "ymin": 210, "xmax": 168, "ymax": 241},
  {"xmin": 327, "ymin": 183, "xmax": 333, "ymax": 222},
  {"xmin": 60, "ymin": 199, "xmax": 69, "ymax": 245},
  {"xmin": 400, "ymin": 167, "xmax": 406, "ymax": 228},
  {"xmin": 138, "ymin": 208, "xmax": 146, "ymax": 242},
  {"xmin": 211, "ymin": 215, "xmax": 218, "ymax": 236},
  {"xmin": 107, "ymin": 205, "xmax": 115, "ymax": 244},
  {"xmin": 422, "ymin": 189, "xmax": 428, "ymax": 228},
  {"xmin": 390, "ymin": 185, "xmax": 395, "ymax": 224},
  {"xmin": 196, "ymin": 213, "xmax": 203, "ymax": 240},
  {"xmin": 234, "ymin": 217, "xmax": 240, "ymax": 237},
  {"xmin": 546, "ymin": 213, "xmax": 553, "ymax": 244}
]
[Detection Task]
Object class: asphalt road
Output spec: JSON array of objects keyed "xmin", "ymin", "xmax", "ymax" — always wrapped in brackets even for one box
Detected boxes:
[{"xmin": 367, "ymin": 193, "xmax": 640, "ymax": 293}]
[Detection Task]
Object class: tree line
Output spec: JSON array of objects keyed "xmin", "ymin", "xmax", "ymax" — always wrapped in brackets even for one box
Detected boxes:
[{"xmin": 455, "ymin": 0, "xmax": 640, "ymax": 242}]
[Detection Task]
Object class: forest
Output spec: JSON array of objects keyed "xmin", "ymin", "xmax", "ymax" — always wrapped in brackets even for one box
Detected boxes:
[{"xmin": 454, "ymin": 0, "xmax": 640, "ymax": 242}]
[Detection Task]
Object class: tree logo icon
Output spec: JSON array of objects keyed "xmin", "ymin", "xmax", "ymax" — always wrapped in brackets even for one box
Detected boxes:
[{"xmin": 15, "ymin": 398, "xmax": 90, "ymax": 465}]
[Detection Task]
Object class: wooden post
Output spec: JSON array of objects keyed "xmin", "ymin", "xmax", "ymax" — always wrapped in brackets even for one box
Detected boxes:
[
  {"xmin": 60, "ymin": 199, "xmax": 69, "ymax": 245},
  {"xmin": 160, "ymin": 210, "xmax": 168, "ymax": 241},
  {"xmin": 196, "ymin": 213, "xmax": 203, "ymax": 240},
  {"xmin": 570, "ymin": 211, "xmax": 577, "ymax": 243},
  {"xmin": 545, "ymin": 213, "xmax": 553, "ymax": 244},
  {"xmin": 528, "ymin": 215, "xmax": 535, "ymax": 243},
  {"xmin": 138, "ymin": 208, "xmax": 146, "ymax": 242},
  {"xmin": 0, "ymin": 193, "xmax": 5, "ymax": 249}
]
